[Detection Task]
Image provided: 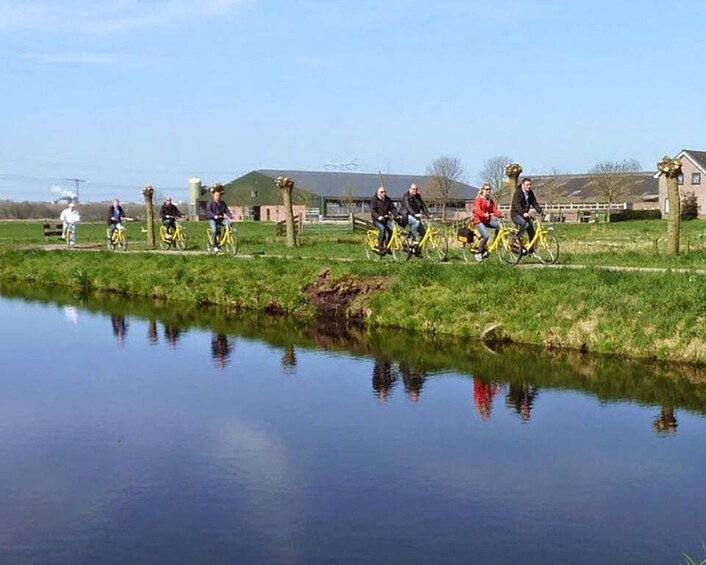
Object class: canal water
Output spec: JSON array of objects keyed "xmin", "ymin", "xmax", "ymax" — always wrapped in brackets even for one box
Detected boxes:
[{"xmin": 1, "ymin": 285, "xmax": 706, "ymax": 564}]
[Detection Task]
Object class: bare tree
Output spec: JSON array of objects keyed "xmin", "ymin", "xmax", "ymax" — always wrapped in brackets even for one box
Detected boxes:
[
  {"xmin": 479, "ymin": 155, "xmax": 512, "ymax": 203},
  {"xmin": 426, "ymin": 156, "xmax": 464, "ymax": 220},
  {"xmin": 587, "ymin": 159, "xmax": 641, "ymax": 222}
]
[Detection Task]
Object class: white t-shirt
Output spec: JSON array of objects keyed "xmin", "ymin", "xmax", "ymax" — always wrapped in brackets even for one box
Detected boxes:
[{"xmin": 60, "ymin": 208, "xmax": 81, "ymax": 224}]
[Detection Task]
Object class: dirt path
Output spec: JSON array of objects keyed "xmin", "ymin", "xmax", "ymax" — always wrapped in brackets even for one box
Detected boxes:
[{"xmin": 21, "ymin": 244, "xmax": 706, "ymax": 274}]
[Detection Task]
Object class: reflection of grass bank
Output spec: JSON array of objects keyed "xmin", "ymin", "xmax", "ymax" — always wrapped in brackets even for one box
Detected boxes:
[
  {"xmin": 4, "ymin": 280, "xmax": 706, "ymax": 416},
  {"xmin": 1, "ymin": 248, "xmax": 706, "ymax": 363}
]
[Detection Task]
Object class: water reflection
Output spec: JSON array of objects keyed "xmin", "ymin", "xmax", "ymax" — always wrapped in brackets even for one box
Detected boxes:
[
  {"xmin": 3, "ymin": 281, "xmax": 706, "ymax": 431},
  {"xmin": 4, "ymin": 283, "xmax": 706, "ymax": 563},
  {"xmin": 372, "ymin": 359, "xmax": 396, "ymax": 402},
  {"xmin": 211, "ymin": 333, "xmax": 234, "ymax": 369},
  {"xmin": 653, "ymin": 406, "xmax": 678, "ymax": 435},
  {"xmin": 110, "ymin": 313, "xmax": 128, "ymax": 345},
  {"xmin": 473, "ymin": 377, "xmax": 501, "ymax": 420},
  {"xmin": 505, "ymin": 381, "xmax": 539, "ymax": 422}
]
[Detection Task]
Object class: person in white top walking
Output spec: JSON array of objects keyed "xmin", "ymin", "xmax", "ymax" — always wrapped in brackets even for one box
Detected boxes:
[{"xmin": 59, "ymin": 201, "xmax": 81, "ymax": 244}]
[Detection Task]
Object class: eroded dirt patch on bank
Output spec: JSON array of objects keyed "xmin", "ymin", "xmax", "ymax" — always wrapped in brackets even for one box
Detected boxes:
[{"xmin": 303, "ymin": 269, "xmax": 387, "ymax": 319}]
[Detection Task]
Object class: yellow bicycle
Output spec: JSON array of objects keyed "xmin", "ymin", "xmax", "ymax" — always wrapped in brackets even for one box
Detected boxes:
[
  {"xmin": 515, "ymin": 217, "xmax": 560, "ymax": 264},
  {"xmin": 206, "ymin": 222, "xmax": 238, "ymax": 255},
  {"xmin": 106, "ymin": 223, "xmax": 128, "ymax": 251},
  {"xmin": 460, "ymin": 220, "xmax": 521, "ymax": 266},
  {"xmin": 411, "ymin": 221, "xmax": 448, "ymax": 262},
  {"xmin": 364, "ymin": 217, "xmax": 406, "ymax": 261},
  {"xmin": 159, "ymin": 222, "xmax": 188, "ymax": 250}
]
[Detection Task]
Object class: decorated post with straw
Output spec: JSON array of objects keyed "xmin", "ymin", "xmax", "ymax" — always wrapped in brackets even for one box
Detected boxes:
[{"xmin": 657, "ymin": 156, "xmax": 682, "ymax": 256}]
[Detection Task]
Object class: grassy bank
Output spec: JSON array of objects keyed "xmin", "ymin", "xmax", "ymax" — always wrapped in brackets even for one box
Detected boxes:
[{"xmin": 1, "ymin": 246, "xmax": 706, "ymax": 363}]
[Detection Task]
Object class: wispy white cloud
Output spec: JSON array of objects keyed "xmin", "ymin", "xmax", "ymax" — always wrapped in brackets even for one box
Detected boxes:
[{"xmin": 0, "ymin": 0, "xmax": 248, "ymax": 34}]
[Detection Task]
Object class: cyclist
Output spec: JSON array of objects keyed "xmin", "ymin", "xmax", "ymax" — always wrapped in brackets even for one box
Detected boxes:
[
  {"xmin": 107, "ymin": 199, "xmax": 127, "ymax": 241},
  {"xmin": 399, "ymin": 183, "xmax": 431, "ymax": 246},
  {"xmin": 160, "ymin": 196, "xmax": 183, "ymax": 237},
  {"xmin": 59, "ymin": 201, "xmax": 80, "ymax": 244},
  {"xmin": 511, "ymin": 177, "xmax": 544, "ymax": 255},
  {"xmin": 207, "ymin": 185, "xmax": 233, "ymax": 253},
  {"xmin": 370, "ymin": 185, "xmax": 397, "ymax": 253},
  {"xmin": 472, "ymin": 183, "xmax": 503, "ymax": 261}
]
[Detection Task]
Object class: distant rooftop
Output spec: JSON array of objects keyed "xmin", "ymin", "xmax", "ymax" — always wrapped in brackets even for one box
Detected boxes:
[{"xmin": 255, "ymin": 169, "xmax": 477, "ymax": 200}]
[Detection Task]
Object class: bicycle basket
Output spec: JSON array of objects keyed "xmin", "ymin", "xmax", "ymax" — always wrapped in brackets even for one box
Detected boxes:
[{"xmin": 456, "ymin": 227, "xmax": 474, "ymax": 243}]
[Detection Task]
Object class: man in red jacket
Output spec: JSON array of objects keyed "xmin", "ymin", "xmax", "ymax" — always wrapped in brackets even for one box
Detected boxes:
[{"xmin": 472, "ymin": 184, "xmax": 503, "ymax": 261}]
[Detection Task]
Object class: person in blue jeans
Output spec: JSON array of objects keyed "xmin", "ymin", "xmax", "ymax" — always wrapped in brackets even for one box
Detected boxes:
[
  {"xmin": 206, "ymin": 186, "xmax": 233, "ymax": 253},
  {"xmin": 399, "ymin": 183, "xmax": 430, "ymax": 244},
  {"xmin": 511, "ymin": 177, "xmax": 544, "ymax": 254},
  {"xmin": 370, "ymin": 186, "xmax": 397, "ymax": 252}
]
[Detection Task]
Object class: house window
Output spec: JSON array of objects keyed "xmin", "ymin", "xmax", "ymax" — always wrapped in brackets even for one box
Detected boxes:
[
  {"xmin": 266, "ymin": 208, "xmax": 271, "ymax": 221},
  {"xmin": 692, "ymin": 172, "xmax": 701, "ymax": 185},
  {"xmin": 678, "ymin": 174, "xmax": 684, "ymax": 185}
]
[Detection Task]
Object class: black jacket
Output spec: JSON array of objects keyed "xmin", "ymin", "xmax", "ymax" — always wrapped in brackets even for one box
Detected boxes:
[
  {"xmin": 400, "ymin": 192, "xmax": 429, "ymax": 217},
  {"xmin": 370, "ymin": 195, "xmax": 397, "ymax": 221},
  {"xmin": 160, "ymin": 202, "xmax": 183, "ymax": 220},
  {"xmin": 511, "ymin": 187, "xmax": 543, "ymax": 217}
]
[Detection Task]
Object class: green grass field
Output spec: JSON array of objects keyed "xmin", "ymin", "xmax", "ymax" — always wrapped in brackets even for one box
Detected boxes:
[{"xmin": 3, "ymin": 217, "xmax": 706, "ymax": 267}]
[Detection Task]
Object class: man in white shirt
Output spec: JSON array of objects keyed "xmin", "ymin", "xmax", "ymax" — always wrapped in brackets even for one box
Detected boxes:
[{"xmin": 59, "ymin": 201, "xmax": 81, "ymax": 244}]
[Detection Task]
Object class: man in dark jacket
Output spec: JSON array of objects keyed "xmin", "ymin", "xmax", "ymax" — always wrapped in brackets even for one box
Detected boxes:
[
  {"xmin": 511, "ymin": 177, "xmax": 543, "ymax": 253},
  {"xmin": 370, "ymin": 186, "xmax": 397, "ymax": 251},
  {"xmin": 206, "ymin": 186, "xmax": 233, "ymax": 253},
  {"xmin": 160, "ymin": 196, "xmax": 183, "ymax": 234},
  {"xmin": 399, "ymin": 183, "xmax": 430, "ymax": 242},
  {"xmin": 107, "ymin": 199, "xmax": 127, "ymax": 240}
]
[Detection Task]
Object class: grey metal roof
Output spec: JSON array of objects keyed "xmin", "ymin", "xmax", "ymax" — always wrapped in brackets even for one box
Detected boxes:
[
  {"xmin": 256, "ymin": 169, "xmax": 478, "ymax": 200},
  {"xmin": 531, "ymin": 172, "xmax": 658, "ymax": 203},
  {"xmin": 683, "ymin": 150, "xmax": 706, "ymax": 172}
]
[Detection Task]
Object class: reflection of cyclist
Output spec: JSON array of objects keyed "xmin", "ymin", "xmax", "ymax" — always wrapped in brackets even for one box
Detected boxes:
[
  {"xmin": 506, "ymin": 381, "xmax": 539, "ymax": 421},
  {"xmin": 399, "ymin": 183, "xmax": 430, "ymax": 244},
  {"xmin": 370, "ymin": 186, "xmax": 397, "ymax": 252},
  {"xmin": 110, "ymin": 314, "xmax": 128, "ymax": 346},
  {"xmin": 372, "ymin": 359, "xmax": 397, "ymax": 403},
  {"xmin": 160, "ymin": 196, "xmax": 183, "ymax": 235},
  {"xmin": 473, "ymin": 184, "xmax": 503, "ymax": 262},
  {"xmin": 511, "ymin": 178, "xmax": 543, "ymax": 255},
  {"xmin": 164, "ymin": 323, "xmax": 183, "ymax": 349},
  {"xmin": 211, "ymin": 333, "xmax": 233, "ymax": 369},
  {"xmin": 399, "ymin": 362, "xmax": 426, "ymax": 403},
  {"xmin": 107, "ymin": 199, "xmax": 127, "ymax": 240},
  {"xmin": 473, "ymin": 376, "xmax": 501, "ymax": 420},
  {"xmin": 207, "ymin": 186, "xmax": 233, "ymax": 253}
]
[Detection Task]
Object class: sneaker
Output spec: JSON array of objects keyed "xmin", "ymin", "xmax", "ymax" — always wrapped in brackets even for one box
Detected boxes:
[
  {"xmin": 60, "ymin": 235, "xmax": 66, "ymax": 240},
  {"xmin": 482, "ymin": 250, "xmax": 489, "ymax": 259},
  {"xmin": 475, "ymin": 253, "xmax": 484, "ymax": 262},
  {"xmin": 213, "ymin": 246, "xmax": 220, "ymax": 254},
  {"xmin": 69, "ymin": 241, "xmax": 75, "ymax": 247}
]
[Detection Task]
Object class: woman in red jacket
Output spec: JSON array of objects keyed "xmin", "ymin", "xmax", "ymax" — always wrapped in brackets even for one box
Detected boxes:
[{"xmin": 472, "ymin": 184, "xmax": 503, "ymax": 261}]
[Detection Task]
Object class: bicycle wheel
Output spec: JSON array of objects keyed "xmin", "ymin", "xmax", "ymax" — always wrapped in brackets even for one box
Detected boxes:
[
  {"xmin": 117, "ymin": 233, "xmax": 128, "ymax": 251},
  {"xmin": 65, "ymin": 227, "xmax": 72, "ymax": 249},
  {"xmin": 423, "ymin": 232, "xmax": 448, "ymax": 262},
  {"xmin": 224, "ymin": 233, "xmax": 238, "ymax": 256},
  {"xmin": 206, "ymin": 229, "xmax": 215, "ymax": 254},
  {"xmin": 175, "ymin": 232, "xmax": 188, "ymax": 250},
  {"xmin": 535, "ymin": 233, "xmax": 560, "ymax": 264},
  {"xmin": 461, "ymin": 242, "xmax": 479, "ymax": 263},
  {"xmin": 497, "ymin": 234, "xmax": 522, "ymax": 266},
  {"xmin": 106, "ymin": 229, "xmax": 115, "ymax": 250}
]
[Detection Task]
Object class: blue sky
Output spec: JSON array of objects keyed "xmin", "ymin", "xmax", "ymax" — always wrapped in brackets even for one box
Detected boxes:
[{"xmin": 1, "ymin": 0, "xmax": 705, "ymax": 202}]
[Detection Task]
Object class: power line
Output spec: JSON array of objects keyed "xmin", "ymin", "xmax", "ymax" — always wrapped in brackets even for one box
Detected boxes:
[{"xmin": 62, "ymin": 178, "xmax": 86, "ymax": 202}]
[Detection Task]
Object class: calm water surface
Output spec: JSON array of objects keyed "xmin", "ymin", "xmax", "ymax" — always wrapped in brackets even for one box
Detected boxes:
[{"xmin": 1, "ymin": 287, "xmax": 706, "ymax": 564}]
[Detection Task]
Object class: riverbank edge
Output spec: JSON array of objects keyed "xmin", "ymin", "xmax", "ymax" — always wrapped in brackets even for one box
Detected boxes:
[{"xmin": 1, "ymin": 249, "xmax": 705, "ymax": 365}]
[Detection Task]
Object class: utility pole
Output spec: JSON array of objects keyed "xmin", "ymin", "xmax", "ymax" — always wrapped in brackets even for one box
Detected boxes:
[{"xmin": 63, "ymin": 178, "xmax": 86, "ymax": 202}]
